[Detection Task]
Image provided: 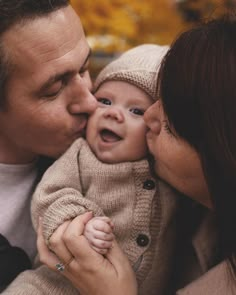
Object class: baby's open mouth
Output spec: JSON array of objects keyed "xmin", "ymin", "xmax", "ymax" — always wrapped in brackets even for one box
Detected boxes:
[{"xmin": 100, "ymin": 129, "xmax": 122, "ymax": 142}]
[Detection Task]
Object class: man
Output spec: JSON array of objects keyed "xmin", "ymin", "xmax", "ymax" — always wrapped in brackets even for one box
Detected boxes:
[{"xmin": 0, "ymin": 0, "xmax": 97, "ymax": 290}]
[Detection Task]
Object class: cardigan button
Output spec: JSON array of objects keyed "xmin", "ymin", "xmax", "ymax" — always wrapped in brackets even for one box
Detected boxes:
[
  {"xmin": 143, "ymin": 179, "xmax": 155, "ymax": 190},
  {"xmin": 136, "ymin": 234, "xmax": 149, "ymax": 247}
]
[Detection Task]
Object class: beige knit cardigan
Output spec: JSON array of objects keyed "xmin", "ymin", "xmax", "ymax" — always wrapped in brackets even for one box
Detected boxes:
[
  {"xmin": 4, "ymin": 139, "xmax": 235, "ymax": 294},
  {"xmin": 3, "ymin": 138, "xmax": 179, "ymax": 295}
]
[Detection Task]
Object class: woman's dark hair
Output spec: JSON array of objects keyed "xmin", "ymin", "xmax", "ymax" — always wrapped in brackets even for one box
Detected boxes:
[{"xmin": 158, "ymin": 15, "xmax": 236, "ymax": 275}]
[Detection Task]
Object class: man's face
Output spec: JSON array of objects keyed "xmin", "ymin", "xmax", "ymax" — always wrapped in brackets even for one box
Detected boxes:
[
  {"xmin": 86, "ymin": 81, "xmax": 153, "ymax": 164},
  {"xmin": 0, "ymin": 6, "xmax": 97, "ymax": 164}
]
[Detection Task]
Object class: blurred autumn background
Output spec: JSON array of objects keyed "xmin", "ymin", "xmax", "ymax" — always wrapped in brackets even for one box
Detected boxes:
[{"xmin": 70, "ymin": 0, "xmax": 236, "ymax": 78}]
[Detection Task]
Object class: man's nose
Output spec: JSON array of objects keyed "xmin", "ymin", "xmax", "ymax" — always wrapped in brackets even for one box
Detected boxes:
[{"xmin": 68, "ymin": 74, "xmax": 98, "ymax": 115}]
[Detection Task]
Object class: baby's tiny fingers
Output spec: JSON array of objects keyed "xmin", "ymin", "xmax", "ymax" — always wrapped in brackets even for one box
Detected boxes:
[
  {"xmin": 90, "ymin": 238, "xmax": 113, "ymax": 250},
  {"xmin": 91, "ymin": 246, "xmax": 108, "ymax": 255},
  {"xmin": 93, "ymin": 220, "xmax": 113, "ymax": 233},
  {"xmin": 94, "ymin": 230, "xmax": 114, "ymax": 241},
  {"xmin": 108, "ymin": 220, "xmax": 114, "ymax": 229}
]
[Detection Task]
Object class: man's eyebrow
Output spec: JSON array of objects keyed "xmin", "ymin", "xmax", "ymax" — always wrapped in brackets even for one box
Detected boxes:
[{"xmin": 39, "ymin": 48, "xmax": 92, "ymax": 93}]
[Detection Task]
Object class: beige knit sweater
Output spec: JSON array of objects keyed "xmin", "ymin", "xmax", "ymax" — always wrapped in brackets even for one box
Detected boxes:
[
  {"xmin": 4, "ymin": 138, "xmax": 233, "ymax": 294},
  {"xmin": 3, "ymin": 138, "xmax": 178, "ymax": 294}
]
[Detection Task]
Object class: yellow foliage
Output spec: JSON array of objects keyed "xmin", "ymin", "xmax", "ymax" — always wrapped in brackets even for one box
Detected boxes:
[
  {"xmin": 70, "ymin": 0, "xmax": 234, "ymax": 53},
  {"xmin": 70, "ymin": 0, "xmax": 187, "ymax": 51}
]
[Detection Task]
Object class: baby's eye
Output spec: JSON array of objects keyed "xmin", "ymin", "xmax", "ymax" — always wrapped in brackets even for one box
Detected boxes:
[
  {"xmin": 130, "ymin": 108, "xmax": 144, "ymax": 116},
  {"xmin": 97, "ymin": 98, "xmax": 112, "ymax": 105}
]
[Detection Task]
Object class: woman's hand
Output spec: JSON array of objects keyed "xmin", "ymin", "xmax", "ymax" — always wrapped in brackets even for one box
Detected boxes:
[{"xmin": 37, "ymin": 212, "xmax": 137, "ymax": 295}]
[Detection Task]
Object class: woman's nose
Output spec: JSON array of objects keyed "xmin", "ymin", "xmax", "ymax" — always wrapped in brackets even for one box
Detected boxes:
[
  {"xmin": 144, "ymin": 102, "xmax": 161, "ymax": 134},
  {"xmin": 103, "ymin": 107, "xmax": 124, "ymax": 123}
]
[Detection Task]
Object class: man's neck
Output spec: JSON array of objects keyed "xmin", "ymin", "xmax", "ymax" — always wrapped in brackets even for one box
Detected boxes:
[
  {"xmin": 0, "ymin": 145, "xmax": 36, "ymax": 165},
  {"xmin": 0, "ymin": 134, "xmax": 38, "ymax": 164}
]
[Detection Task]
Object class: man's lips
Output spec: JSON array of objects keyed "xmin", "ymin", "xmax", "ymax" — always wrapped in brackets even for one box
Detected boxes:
[
  {"xmin": 73, "ymin": 120, "xmax": 87, "ymax": 135},
  {"xmin": 100, "ymin": 129, "xmax": 122, "ymax": 142}
]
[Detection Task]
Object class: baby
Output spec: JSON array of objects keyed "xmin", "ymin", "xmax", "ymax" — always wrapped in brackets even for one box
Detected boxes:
[{"xmin": 31, "ymin": 44, "xmax": 179, "ymax": 295}]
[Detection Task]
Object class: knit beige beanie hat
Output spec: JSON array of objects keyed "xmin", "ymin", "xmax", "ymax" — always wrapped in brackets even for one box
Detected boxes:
[{"xmin": 93, "ymin": 44, "xmax": 169, "ymax": 100}]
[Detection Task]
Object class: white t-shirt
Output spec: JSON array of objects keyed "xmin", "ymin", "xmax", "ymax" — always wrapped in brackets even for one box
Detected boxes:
[{"xmin": 0, "ymin": 162, "xmax": 38, "ymax": 261}]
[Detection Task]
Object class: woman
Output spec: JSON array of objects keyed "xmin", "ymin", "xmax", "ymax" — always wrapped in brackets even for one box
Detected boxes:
[{"xmin": 29, "ymin": 15, "xmax": 236, "ymax": 294}]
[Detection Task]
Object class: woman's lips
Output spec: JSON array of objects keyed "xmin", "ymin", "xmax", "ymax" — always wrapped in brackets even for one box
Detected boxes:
[{"xmin": 146, "ymin": 130, "xmax": 153, "ymax": 140}]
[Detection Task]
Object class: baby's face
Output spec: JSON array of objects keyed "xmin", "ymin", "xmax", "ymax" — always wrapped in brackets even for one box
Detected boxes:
[{"xmin": 86, "ymin": 80, "xmax": 153, "ymax": 163}]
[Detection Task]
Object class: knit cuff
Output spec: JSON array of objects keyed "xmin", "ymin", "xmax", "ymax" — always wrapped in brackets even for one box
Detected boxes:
[{"xmin": 42, "ymin": 195, "xmax": 104, "ymax": 242}]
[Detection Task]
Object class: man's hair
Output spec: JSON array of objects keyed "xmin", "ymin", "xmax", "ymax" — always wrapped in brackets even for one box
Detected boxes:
[
  {"xmin": 0, "ymin": 0, "xmax": 69, "ymax": 107},
  {"xmin": 158, "ymin": 14, "xmax": 236, "ymax": 277}
]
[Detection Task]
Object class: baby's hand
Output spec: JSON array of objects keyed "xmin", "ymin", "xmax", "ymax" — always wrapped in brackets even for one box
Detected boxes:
[{"xmin": 83, "ymin": 216, "xmax": 114, "ymax": 254}]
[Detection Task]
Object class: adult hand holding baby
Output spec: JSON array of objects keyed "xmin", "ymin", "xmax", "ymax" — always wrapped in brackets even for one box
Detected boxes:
[{"xmin": 37, "ymin": 212, "xmax": 138, "ymax": 295}]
